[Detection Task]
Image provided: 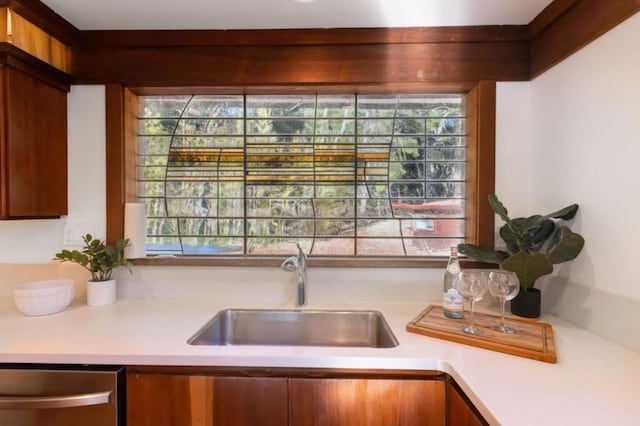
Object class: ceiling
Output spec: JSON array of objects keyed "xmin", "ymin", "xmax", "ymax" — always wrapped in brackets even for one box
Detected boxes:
[{"xmin": 40, "ymin": 0, "xmax": 555, "ymax": 31}]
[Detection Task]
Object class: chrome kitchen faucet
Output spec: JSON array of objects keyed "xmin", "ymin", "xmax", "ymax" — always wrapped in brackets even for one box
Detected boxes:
[{"xmin": 281, "ymin": 243, "xmax": 307, "ymax": 307}]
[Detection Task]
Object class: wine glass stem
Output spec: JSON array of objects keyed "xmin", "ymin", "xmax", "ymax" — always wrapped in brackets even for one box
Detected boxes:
[
  {"xmin": 500, "ymin": 299, "xmax": 506, "ymax": 328},
  {"xmin": 469, "ymin": 300, "xmax": 476, "ymax": 330}
]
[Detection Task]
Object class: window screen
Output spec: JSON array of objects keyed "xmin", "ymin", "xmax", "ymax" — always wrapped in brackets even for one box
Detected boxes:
[{"xmin": 138, "ymin": 94, "xmax": 466, "ymax": 257}]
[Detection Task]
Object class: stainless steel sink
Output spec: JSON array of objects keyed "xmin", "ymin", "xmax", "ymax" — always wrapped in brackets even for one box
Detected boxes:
[{"xmin": 187, "ymin": 309, "xmax": 398, "ymax": 348}]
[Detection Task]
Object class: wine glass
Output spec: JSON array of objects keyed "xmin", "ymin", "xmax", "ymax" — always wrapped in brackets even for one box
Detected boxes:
[
  {"xmin": 455, "ymin": 271, "xmax": 488, "ymax": 335},
  {"xmin": 488, "ymin": 270, "xmax": 520, "ymax": 334}
]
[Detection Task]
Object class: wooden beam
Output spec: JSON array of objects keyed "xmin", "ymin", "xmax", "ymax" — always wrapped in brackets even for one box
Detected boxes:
[
  {"xmin": 0, "ymin": 8, "xmax": 70, "ymax": 72},
  {"xmin": 80, "ymin": 26, "xmax": 527, "ymax": 47},
  {"xmin": 529, "ymin": 0, "xmax": 640, "ymax": 78},
  {"xmin": 475, "ymin": 81, "xmax": 496, "ymax": 249},
  {"xmin": 105, "ymin": 83, "xmax": 125, "ymax": 245},
  {"xmin": 0, "ymin": 43, "xmax": 70, "ymax": 90},
  {"xmin": 0, "ymin": 0, "xmax": 80, "ymax": 46},
  {"xmin": 71, "ymin": 39, "xmax": 529, "ymax": 86},
  {"xmin": 465, "ymin": 81, "xmax": 495, "ymax": 249},
  {"xmin": 527, "ymin": 0, "xmax": 579, "ymax": 39},
  {"xmin": 2, "ymin": 0, "xmax": 639, "ymax": 86}
]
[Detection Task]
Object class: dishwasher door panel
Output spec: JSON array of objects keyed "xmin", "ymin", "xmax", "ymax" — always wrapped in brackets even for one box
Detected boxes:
[{"xmin": 0, "ymin": 367, "xmax": 123, "ymax": 426}]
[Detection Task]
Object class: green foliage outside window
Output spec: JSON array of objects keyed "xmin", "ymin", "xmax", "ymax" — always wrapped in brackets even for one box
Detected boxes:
[{"xmin": 138, "ymin": 94, "xmax": 466, "ymax": 257}]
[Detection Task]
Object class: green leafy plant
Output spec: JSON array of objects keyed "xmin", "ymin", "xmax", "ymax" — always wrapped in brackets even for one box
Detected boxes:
[
  {"xmin": 458, "ymin": 195, "xmax": 585, "ymax": 291},
  {"xmin": 55, "ymin": 234, "xmax": 133, "ymax": 282}
]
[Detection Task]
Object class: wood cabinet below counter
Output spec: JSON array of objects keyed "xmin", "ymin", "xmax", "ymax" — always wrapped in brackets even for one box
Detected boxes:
[
  {"xmin": 126, "ymin": 366, "xmax": 488, "ymax": 426},
  {"xmin": 127, "ymin": 373, "xmax": 287, "ymax": 426}
]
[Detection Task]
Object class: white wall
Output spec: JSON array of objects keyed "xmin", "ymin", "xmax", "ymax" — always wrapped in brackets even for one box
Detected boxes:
[
  {"xmin": 497, "ymin": 12, "xmax": 640, "ymax": 350},
  {"xmin": 65, "ymin": 86, "xmax": 107, "ymax": 243},
  {"xmin": 529, "ymin": 12, "xmax": 640, "ymax": 300},
  {"xmin": 494, "ymin": 83, "xmax": 534, "ymax": 219}
]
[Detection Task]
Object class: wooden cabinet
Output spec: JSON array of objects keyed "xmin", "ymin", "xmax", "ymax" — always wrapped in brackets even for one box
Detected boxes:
[
  {"xmin": 0, "ymin": 66, "xmax": 68, "ymax": 218},
  {"xmin": 289, "ymin": 378, "xmax": 446, "ymax": 426},
  {"xmin": 447, "ymin": 380, "xmax": 488, "ymax": 426},
  {"xmin": 127, "ymin": 368, "xmax": 494, "ymax": 426},
  {"xmin": 127, "ymin": 368, "xmax": 448, "ymax": 426},
  {"xmin": 127, "ymin": 372, "xmax": 288, "ymax": 426}
]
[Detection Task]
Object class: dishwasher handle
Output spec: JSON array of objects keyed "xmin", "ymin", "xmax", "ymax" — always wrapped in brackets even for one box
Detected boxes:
[{"xmin": 0, "ymin": 390, "xmax": 112, "ymax": 410}]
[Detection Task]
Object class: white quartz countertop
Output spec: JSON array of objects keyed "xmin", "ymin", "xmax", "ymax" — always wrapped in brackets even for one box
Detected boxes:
[{"xmin": 1, "ymin": 296, "xmax": 639, "ymax": 426}]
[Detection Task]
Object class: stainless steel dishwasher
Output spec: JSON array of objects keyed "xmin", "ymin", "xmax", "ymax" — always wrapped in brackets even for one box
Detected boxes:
[{"xmin": 0, "ymin": 364, "xmax": 125, "ymax": 426}]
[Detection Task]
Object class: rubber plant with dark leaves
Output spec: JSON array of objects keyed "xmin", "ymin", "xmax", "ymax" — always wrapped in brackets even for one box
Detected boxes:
[
  {"xmin": 458, "ymin": 195, "xmax": 585, "ymax": 294},
  {"xmin": 55, "ymin": 234, "xmax": 132, "ymax": 282}
]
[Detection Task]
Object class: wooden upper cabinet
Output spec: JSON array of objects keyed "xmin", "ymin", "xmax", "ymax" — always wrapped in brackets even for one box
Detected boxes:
[{"xmin": 0, "ymin": 65, "xmax": 68, "ymax": 218}]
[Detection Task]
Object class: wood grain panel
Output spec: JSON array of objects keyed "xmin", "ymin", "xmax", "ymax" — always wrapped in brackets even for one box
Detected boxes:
[
  {"xmin": 4, "ymin": 0, "xmax": 638, "ymax": 86},
  {"xmin": 289, "ymin": 377, "xmax": 446, "ymax": 426},
  {"xmin": 0, "ymin": 65, "xmax": 6, "ymax": 215},
  {"xmin": 527, "ymin": 0, "xmax": 579, "ymax": 38},
  {"xmin": 7, "ymin": 9, "xmax": 69, "ymax": 72},
  {"xmin": 0, "ymin": 43, "xmax": 70, "ymax": 90},
  {"xmin": 212, "ymin": 376, "xmax": 288, "ymax": 426},
  {"xmin": 105, "ymin": 83, "xmax": 125, "ymax": 245},
  {"xmin": 105, "ymin": 86, "xmax": 138, "ymax": 245},
  {"xmin": 407, "ymin": 305, "xmax": 557, "ymax": 363},
  {"xmin": 127, "ymin": 373, "xmax": 204, "ymax": 426},
  {"xmin": 0, "ymin": 0, "xmax": 80, "ymax": 46},
  {"xmin": 465, "ymin": 81, "xmax": 496, "ymax": 250},
  {"xmin": 127, "ymin": 373, "xmax": 288, "ymax": 426},
  {"xmin": 447, "ymin": 380, "xmax": 488, "ymax": 426},
  {"xmin": 529, "ymin": 0, "xmax": 640, "ymax": 78},
  {"xmin": 72, "ymin": 40, "xmax": 529, "ymax": 86},
  {"xmin": 475, "ymin": 81, "xmax": 496, "ymax": 251},
  {"xmin": 123, "ymin": 88, "xmax": 138, "ymax": 202},
  {"xmin": 0, "ymin": 65, "xmax": 67, "ymax": 217},
  {"xmin": 81, "ymin": 26, "xmax": 527, "ymax": 47}
]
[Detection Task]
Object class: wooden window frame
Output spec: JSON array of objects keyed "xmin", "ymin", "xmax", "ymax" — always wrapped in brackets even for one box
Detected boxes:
[{"xmin": 106, "ymin": 82, "xmax": 495, "ymax": 268}]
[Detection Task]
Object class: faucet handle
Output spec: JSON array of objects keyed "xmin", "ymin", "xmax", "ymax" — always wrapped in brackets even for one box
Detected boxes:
[{"xmin": 296, "ymin": 243, "xmax": 307, "ymax": 268}]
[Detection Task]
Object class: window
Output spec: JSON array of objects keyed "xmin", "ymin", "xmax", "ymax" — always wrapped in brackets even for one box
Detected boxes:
[
  {"xmin": 136, "ymin": 93, "xmax": 467, "ymax": 257},
  {"xmin": 107, "ymin": 81, "xmax": 495, "ymax": 266}
]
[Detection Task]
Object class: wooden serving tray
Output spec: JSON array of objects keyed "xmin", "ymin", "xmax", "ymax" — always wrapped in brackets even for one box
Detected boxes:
[{"xmin": 406, "ymin": 305, "xmax": 557, "ymax": 363}]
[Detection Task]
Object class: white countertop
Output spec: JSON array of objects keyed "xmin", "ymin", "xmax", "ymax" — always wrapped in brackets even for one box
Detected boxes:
[{"xmin": 1, "ymin": 296, "xmax": 639, "ymax": 426}]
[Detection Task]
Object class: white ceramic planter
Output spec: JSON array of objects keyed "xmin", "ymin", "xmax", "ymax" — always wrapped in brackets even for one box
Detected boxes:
[{"xmin": 86, "ymin": 279, "xmax": 117, "ymax": 306}]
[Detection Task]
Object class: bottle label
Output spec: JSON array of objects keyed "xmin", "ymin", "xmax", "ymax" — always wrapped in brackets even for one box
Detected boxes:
[
  {"xmin": 446, "ymin": 263, "xmax": 461, "ymax": 275},
  {"xmin": 442, "ymin": 289, "xmax": 464, "ymax": 312}
]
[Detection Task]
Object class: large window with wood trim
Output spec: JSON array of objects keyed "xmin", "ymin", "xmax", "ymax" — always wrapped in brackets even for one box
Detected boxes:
[
  {"xmin": 136, "ymin": 93, "xmax": 468, "ymax": 257},
  {"xmin": 109, "ymin": 81, "xmax": 494, "ymax": 266}
]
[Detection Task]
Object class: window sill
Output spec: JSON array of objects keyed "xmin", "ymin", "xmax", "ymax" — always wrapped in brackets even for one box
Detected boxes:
[{"xmin": 131, "ymin": 256, "xmax": 492, "ymax": 269}]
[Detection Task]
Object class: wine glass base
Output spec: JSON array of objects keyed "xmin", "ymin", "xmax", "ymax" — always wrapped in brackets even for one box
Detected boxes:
[
  {"xmin": 493, "ymin": 325, "xmax": 515, "ymax": 334},
  {"xmin": 463, "ymin": 325, "xmax": 482, "ymax": 335}
]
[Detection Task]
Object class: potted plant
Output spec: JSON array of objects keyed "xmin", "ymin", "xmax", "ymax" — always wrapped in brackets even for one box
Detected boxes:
[
  {"xmin": 55, "ymin": 234, "xmax": 132, "ymax": 306},
  {"xmin": 457, "ymin": 195, "xmax": 585, "ymax": 318}
]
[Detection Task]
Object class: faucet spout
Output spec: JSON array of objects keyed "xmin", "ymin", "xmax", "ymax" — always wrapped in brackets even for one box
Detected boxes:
[{"xmin": 281, "ymin": 243, "xmax": 307, "ymax": 307}]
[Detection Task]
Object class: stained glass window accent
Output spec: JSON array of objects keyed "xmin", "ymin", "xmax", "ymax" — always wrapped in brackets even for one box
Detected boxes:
[{"xmin": 138, "ymin": 94, "xmax": 466, "ymax": 257}]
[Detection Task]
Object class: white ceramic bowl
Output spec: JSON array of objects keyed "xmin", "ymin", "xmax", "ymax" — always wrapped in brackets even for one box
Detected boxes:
[{"xmin": 13, "ymin": 279, "xmax": 75, "ymax": 316}]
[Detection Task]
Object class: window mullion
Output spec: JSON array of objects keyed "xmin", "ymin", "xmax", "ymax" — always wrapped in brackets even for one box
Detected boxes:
[{"xmin": 136, "ymin": 92, "xmax": 469, "ymax": 258}]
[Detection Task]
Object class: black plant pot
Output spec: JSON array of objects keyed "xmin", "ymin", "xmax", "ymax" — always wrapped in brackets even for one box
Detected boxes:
[{"xmin": 510, "ymin": 288, "xmax": 541, "ymax": 318}]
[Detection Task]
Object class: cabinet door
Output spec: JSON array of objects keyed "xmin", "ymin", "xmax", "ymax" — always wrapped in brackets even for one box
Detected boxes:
[
  {"xmin": 447, "ymin": 381, "xmax": 488, "ymax": 426},
  {"xmin": 289, "ymin": 378, "xmax": 446, "ymax": 426},
  {"xmin": 0, "ymin": 66, "xmax": 67, "ymax": 218},
  {"xmin": 127, "ymin": 373, "xmax": 288, "ymax": 426}
]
